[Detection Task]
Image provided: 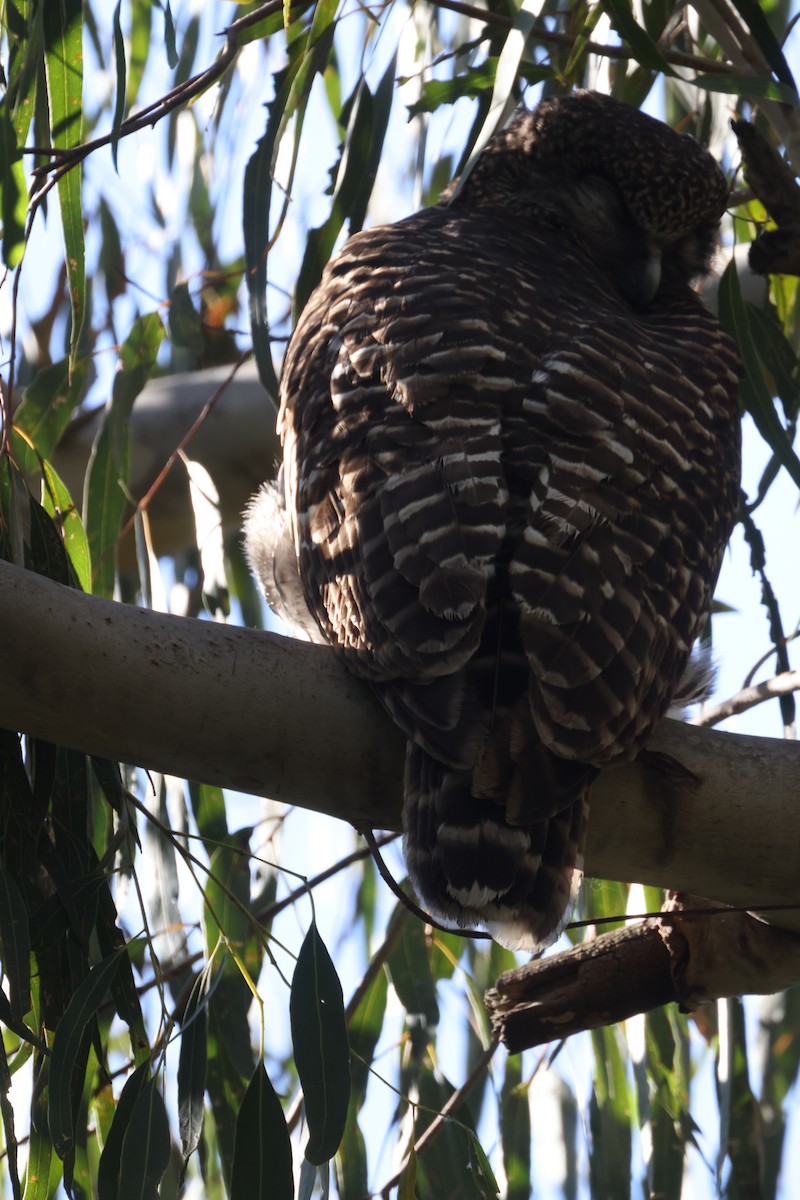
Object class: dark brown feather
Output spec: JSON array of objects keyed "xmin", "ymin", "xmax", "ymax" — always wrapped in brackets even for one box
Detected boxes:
[{"xmin": 245, "ymin": 91, "xmax": 741, "ymax": 952}]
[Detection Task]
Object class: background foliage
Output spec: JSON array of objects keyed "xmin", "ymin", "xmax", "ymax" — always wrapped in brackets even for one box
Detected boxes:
[{"xmin": 1, "ymin": 1, "xmax": 799, "ymax": 1197}]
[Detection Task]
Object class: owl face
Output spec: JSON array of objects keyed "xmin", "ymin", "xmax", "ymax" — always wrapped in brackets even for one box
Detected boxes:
[{"xmin": 458, "ymin": 91, "xmax": 729, "ymax": 308}]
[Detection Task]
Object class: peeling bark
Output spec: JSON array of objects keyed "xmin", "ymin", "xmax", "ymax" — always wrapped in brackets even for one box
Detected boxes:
[{"xmin": 487, "ymin": 895, "xmax": 800, "ymax": 1054}]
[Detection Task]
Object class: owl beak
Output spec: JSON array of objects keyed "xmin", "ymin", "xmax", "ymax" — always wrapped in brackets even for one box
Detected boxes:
[{"xmin": 622, "ymin": 249, "xmax": 662, "ymax": 310}]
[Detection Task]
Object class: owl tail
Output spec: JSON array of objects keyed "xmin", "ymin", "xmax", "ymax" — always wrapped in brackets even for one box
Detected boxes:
[{"xmin": 402, "ymin": 743, "xmax": 589, "ymax": 954}]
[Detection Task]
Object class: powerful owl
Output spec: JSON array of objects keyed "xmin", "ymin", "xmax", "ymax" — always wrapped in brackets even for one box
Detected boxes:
[{"xmin": 245, "ymin": 91, "xmax": 741, "ymax": 952}]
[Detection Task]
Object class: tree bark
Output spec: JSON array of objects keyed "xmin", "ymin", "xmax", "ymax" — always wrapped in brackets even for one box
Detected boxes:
[
  {"xmin": 51, "ymin": 361, "xmax": 279, "ymax": 568},
  {"xmin": 487, "ymin": 895, "xmax": 800, "ymax": 1053},
  {"xmin": 1, "ymin": 559, "xmax": 799, "ymax": 932}
]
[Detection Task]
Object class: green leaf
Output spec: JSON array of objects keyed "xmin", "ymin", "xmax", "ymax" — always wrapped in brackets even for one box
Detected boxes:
[
  {"xmin": 163, "ymin": 2, "xmax": 178, "ymax": 69},
  {"xmin": 13, "ymin": 358, "xmax": 86, "ymax": 460},
  {"xmin": 26, "ymin": 493, "xmax": 71, "ymax": 584},
  {"xmin": 0, "ymin": 104, "xmax": 28, "ymax": 268},
  {"xmin": 589, "ymin": 1024, "xmax": 632, "ymax": 1199},
  {"xmin": 118, "ymin": 1078, "xmax": 172, "ymax": 1200},
  {"xmin": 347, "ymin": 966, "xmax": 387, "ymax": 1109},
  {"xmin": 0, "ymin": 863, "xmax": 31, "ymax": 1023},
  {"xmin": 290, "ymin": 922, "xmax": 351, "ymax": 1165},
  {"xmin": 294, "ymin": 49, "xmax": 395, "ymax": 316},
  {"xmin": 0, "ymin": 1034, "xmax": 23, "ymax": 1198},
  {"xmin": 501, "ymin": 1055, "xmax": 531, "ymax": 1200},
  {"xmin": 600, "ymin": 0, "xmax": 672, "ymax": 73},
  {"xmin": 48, "ymin": 951, "xmax": 124, "ymax": 1160},
  {"xmin": 168, "ymin": 281, "xmax": 203, "ymax": 351},
  {"xmin": 230, "ymin": 1063, "xmax": 293, "ymax": 1200},
  {"xmin": 718, "ymin": 260, "xmax": 800, "ymax": 492},
  {"xmin": 643, "ymin": 1006, "xmax": 689, "ymax": 1200},
  {"xmin": 84, "ymin": 311, "xmax": 164, "ymax": 596},
  {"xmin": 718, "ymin": 998, "xmax": 762, "ymax": 1199},
  {"xmin": 178, "ymin": 973, "xmax": 210, "ymax": 1163},
  {"xmin": 40, "ymin": 459, "xmax": 91, "ymax": 592},
  {"xmin": 43, "ymin": 0, "xmax": 85, "ymax": 369},
  {"xmin": 111, "ymin": 2, "xmax": 126, "ymax": 172},
  {"xmin": 398, "ymin": 1144, "xmax": 418, "ymax": 1200},
  {"xmin": 334, "ymin": 1119, "xmax": 368, "ymax": 1200},
  {"xmin": 126, "ymin": 0, "xmax": 152, "ymax": 109},
  {"xmin": 97, "ymin": 1062, "xmax": 150, "ymax": 1200},
  {"xmin": 188, "ymin": 781, "xmax": 229, "ymax": 851},
  {"xmin": 414, "ymin": 1070, "xmax": 482, "ymax": 1198},
  {"xmin": 728, "ymin": 0, "xmax": 796, "ymax": 91},
  {"xmin": 693, "ymin": 72, "xmax": 800, "ymax": 108},
  {"xmin": 468, "ymin": 1131, "xmax": 500, "ymax": 1197},
  {"xmin": 24, "ymin": 1077, "xmax": 63, "ymax": 1199},
  {"xmin": 244, "ymin": 3, "xmax": 338, "ymax": 398},
  {"xmin": 387, "ymin": 910, "xmax": 439, "ymax": 1028}
]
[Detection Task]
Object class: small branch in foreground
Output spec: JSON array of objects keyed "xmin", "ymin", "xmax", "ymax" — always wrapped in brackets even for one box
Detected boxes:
[
  {"xmin": 690, "ymin": 669, "xmax": 800, "ymax": 728},
  {"xmin": 431, "ymin": 0, "xmax": 739, "ymax": 74},
  {"xmin": 486, "ymin": 894, "xmax": 800, "ymax": 1054}
]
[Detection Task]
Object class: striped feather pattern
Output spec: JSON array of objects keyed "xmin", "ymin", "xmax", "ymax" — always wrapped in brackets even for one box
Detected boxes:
[{"xmin": 246, "ymin": 92, "xmax": 741, "ymax": 953}]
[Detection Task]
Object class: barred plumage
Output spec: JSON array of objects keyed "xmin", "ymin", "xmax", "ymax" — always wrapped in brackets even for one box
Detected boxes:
[{"xmin": 245, "ymin": 91, "xmax": 741, "ymax": 952}]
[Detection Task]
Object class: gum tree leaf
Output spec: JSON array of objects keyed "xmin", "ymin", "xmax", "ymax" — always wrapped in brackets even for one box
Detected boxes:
[
  {"xmin": 43, "ymin": 0, "xmax": 85, "ymax": 369},
  {"xmin": 118, "ymin": 1078, "xmax": 172, "ymax": 1200},
  {"xmin": 290, "ymin": 922, "xmax": 350, "ymax": 1165},
  {"xmin": 230, "ymin": 1063, "xmax": 293, "ymax": 1200},
  {"xmin": 48, "ymin": 951, "xmax": 124, "ymax": 1160}
]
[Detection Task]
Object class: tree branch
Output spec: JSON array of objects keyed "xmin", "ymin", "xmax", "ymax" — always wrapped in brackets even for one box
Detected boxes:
[
  {"xmin": 51, "ymin": 361, "xmax": 280, "ymax": 569},
  {"xmin": 2, "ymin": 560, "xmax": 799, "ymax": 930},
  {"xmin": 690, "ymin": 669, "xmax": 800, "ymax": 728},
  {"xmin": 486, "ymin": 895, "xmax": 800, "ymax": 1053}
]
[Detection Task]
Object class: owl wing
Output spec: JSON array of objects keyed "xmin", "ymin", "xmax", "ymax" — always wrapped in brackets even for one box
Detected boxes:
[
  {"xmin": 281, "ymin": 221, "xmax": 514, "ymax": 693},
  {"xmin": 508, "ymin": 313, "xmax": 740, "ymax": 772}
]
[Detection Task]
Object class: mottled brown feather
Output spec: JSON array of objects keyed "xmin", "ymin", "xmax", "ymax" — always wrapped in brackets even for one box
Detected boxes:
[{"xmin": 245, "ymin": 91, "xmax": 741, "ymax": 952}]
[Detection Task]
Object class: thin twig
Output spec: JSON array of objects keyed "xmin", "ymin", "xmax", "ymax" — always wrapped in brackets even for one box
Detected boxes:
[
  {"xmin": 429, "ymin": 0, "xmax": 738, "ymax": 74},
  {"xmin": 743, "ymin": 626, "xmax": 799, "ymax": 688},
  {"xmin": 689, "ymin": 669, "xmax": 800, "ymax": 728},
  {"xmin": 254, "ymin": 831, "xmax": 399, "ymax": 926},
  {"xmin": 365, "ymin": 829, "xmax": 491, "ymax": 941},
  {"xmin": 378, "ymin": 1034, "xmax": 502, "ymax": 1198}
]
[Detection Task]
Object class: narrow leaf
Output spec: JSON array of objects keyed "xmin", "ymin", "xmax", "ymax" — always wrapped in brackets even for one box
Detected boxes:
[
  {"xmin": 0, "ymin": 862, "xmax": 31, "ymax": 1022},
  {"xmin": 0, "ymin": 1034, "xmax": 22, "ymax": 1199},
  {"xmin": 48, "ymin": 951, "xmax": 124, "ymax": 1160},
  {"xmin": 718, "ymin": 260, "xmax": 800, "ymax": 490},
  {"xmin": 84, "ymin": 311, "xmax": 164, "ymax": 596},
  {"xmin": 163, "ymin": 2, "xmax": 178, "ymax": 69},
  {"xmin": 23, "ymin": 1079, "xmax": 62, "ymax": 1200},
  {"xmin": 230, "ymin": 1063, "xmax": 293, "ymax": 1200},
  {"xmin": 600, "ymin": 0, "xmax": 672, "ymax": 73},
  {"xmin": 43, "ymin": 0, "xmax": 85, "ymax": 369},
  {"xmin": 243, "ymin": 113, "xmax": 280, "ymax": 400},
  {"xmin": 290, "ymin": 923, "xmax": 350, "ymax": 1165},
  {"xmin": 13, "ymin": 358, "xmax": 86, "ymax": 459},
  {"xmin": 693, "ymin": 73, "xmax": 800, "ymax": 108},
  {"xmin": 347, "ymin": 966, "xmax": 387, "ymax": 1109},
  {"xmin": 501, "ymin": 1055, "xmax": 531, "ymax": 1200},
  {"xmin": 728, "ymin": 0, "xmax": 796, "ymax": 90},
  {"xmin": 398, "ymin": 1144, "xmax": 418, "ymax": 1200},
  {"xmin": 41, "ymin": 459, "xmax": 91, "ymax": 592},
  {"xmin": 118, "ymin": 1079, "xmax": 172, "ymax": 1200},
  {"xmin": 178, "ymin": 975, "xmax": 210, "ymax": 1163},
  {"xmin": 0, "ymin": 105, "xmax": 28, "ymax": 268},
  {"xmin": 111, "ymin": 2, "xmax": 126, "ymax": 171},
  {"xmin": 387, "ymin": 910, "xmax": 439, "ymax": 1027},
  {"xmin": 97, "ymin": 1062, "xmax": 150, "ymax": 1200}
]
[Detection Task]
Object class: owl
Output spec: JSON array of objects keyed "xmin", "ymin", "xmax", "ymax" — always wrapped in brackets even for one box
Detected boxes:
[{"xmin": 245, "ymin": 91, "xmax": 741, "ymax": 953}]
